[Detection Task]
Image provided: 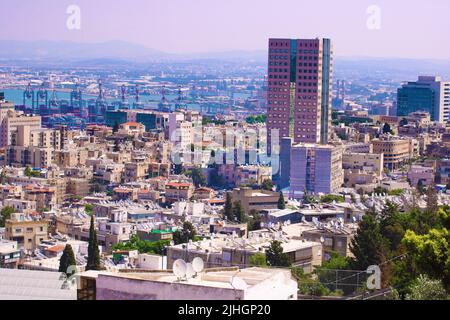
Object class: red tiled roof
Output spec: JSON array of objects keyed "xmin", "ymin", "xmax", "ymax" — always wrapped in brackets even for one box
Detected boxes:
[{"xmin": 47, "ymin": 245, "xmax": 65, "ymax": 253}]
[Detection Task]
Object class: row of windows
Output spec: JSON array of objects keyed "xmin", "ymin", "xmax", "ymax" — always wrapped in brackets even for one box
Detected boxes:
[
  {"xmin": 268, "ymin": 114, "xmax": 289, "ymax": 118},
  {"xmin": 296, "ymin": 128, "xmax": 316, "ymax": 132},
  {"xmin": 299, "ymin": 77, "xmax": 319, "ymax": 82},
  {"xmin": 269, "ymin": 68, "xmax": 289, "ymax": 73},
  {"xmin": 269, "ymin": 75, "xmax": 288, "ymax": 79},
  {"xmin": 268, "ymin": 81, "xmax": 289, "ymax": 86},
  {"xmin": 269, "ymin": 49, "xmax": 289, "ymax": 53},
  {"xmin": 267, "ymin": 88, "xmax": 289, "ymax": 92},
  {"xmin": 268, "ymin": 120, "xmax": 288, "ymax": 124},
  {"xmin": 299, "ymin": 56, "xmax": 318, "ymax": 61},
  {"xmin": 269, "ymin": 62, "xmax": 289, "ymax": 66},
  {"xmin": 270, "ymin": 41, "xmax": 319, "ymax": 48},
  {"xmin": 298, "ymin": 82, "xmax": 318, "ymax": 87},
  {"xmin": 268, "ymin": 101, "xmax": 288, "ymax": 105},
  {"xmin": 298, "ymin": 69, "xmax": 318, "ymax": 74},
  {"xmin": 269, "ymin": 55, "xmax": 289, "ymax": 60},
  {"xmin": 268, "ymin": 108, "xmax": 319, "ymax": 114},
  {"xmin": 267, "ymin": 96, "xmax": 320, "ymax": 105},
  {"xmin": 268, "ymin": 107, "xmax": 290, "ymax": 112},
  {"xmin": 300, "ymin": 62, "xmax": 318, "ymax": 67}
]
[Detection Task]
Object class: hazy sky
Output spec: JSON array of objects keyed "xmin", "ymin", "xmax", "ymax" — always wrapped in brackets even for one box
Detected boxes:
[{"xmin": 1, "ymin": 0, "xmax": 449, "ymax": 59}]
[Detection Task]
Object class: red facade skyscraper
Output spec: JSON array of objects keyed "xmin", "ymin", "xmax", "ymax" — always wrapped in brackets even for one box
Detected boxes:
[{"xmin": 266, "ymin": 38, "xmax": 333, "ymax": 151}]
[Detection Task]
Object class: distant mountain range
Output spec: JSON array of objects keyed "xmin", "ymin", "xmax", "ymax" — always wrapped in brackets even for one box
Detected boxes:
[
  {"xmin": 0, "ymin": 40, "xmax": 448, "ymax": 79},
  {"xmin": 0, "ymin": 40, "xmax": 268, "ymax": 62},
  {"xmin": 0, "ymin": 40, "xmax": 167, "ymax": 61}
]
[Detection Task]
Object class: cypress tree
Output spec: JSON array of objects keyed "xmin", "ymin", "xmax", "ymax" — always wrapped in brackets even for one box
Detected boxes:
[
  {"xmin": 278, "ymin": 192, "xmax": 286, "ymax": 210},
  {"xmin": 224, "ymin": 193, "xmax": 234, "ymax": 221},
  {"xmin": 86, "ymin": 215, "xmax": 101, "ymax": 271},
  {"xmin": 233, "ymin": 201, "xmax": 248, "ymax": 223},
  {"xmin": 59, "ymin": 244, "xmax": 77, "ymax": 276}
]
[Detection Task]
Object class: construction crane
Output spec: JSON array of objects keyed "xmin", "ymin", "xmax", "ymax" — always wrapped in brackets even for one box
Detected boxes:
[{"xmin": 23, "ymin": 82, "xmax": 35, "ymax": 110}]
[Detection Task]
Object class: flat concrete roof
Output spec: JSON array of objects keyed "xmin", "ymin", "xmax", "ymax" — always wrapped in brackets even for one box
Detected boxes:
[{"xmin": 80, "ymin": 267, "xmax": 291, "ymax": 291}]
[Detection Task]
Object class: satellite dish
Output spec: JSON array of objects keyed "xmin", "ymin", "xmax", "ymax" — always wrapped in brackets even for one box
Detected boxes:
[
  {"xmin": 231, "ymin": 277, "xmax": 248, "ymax": 290},
  {"xmin": 320, "ymin": 236, "xmax": 325, "ymax": 243},
  {"xmin": 192, "ymin": 257, "xmax": 204, "ymax": 273},
  {"xmin": 173, "ymin": 259, "xmax": 187, "ymax": 279},
  {"xmin": 186, "ymin": 263, "xmax": 195, "ymax": 279}
]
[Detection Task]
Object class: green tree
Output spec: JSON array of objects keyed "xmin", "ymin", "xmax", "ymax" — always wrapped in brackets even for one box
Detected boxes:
[
  {"xmin": 173, "ymin": 221, "xmax": 197, "ymax": 245},
  {"xmin": 405, "ymin": 275, "xmax": 448, "ymax": 300},
  {"xmin": 261, "ymin": 179, "xmax": 274, "ymax": 191},
  {"xmin": 246, "ymin": 115, "xmax": 266, "ymax": 124},
  {"xmin": 112, "ymin": 236, "xmax": 170, "ymax": 255},
  {"xmin": 208, "ymin": 166, "xmax": 225, "ymax": 188},
  {"xmin": 417, "ymin": 179, "xmax": 426, "ymax": 195},
  {"xmin": 113, "ymin": 122, "xmax": 119, "ymax": 133},
  {"xmin": 266, "ymin": 240, "xmax": 290, "ymax": 267},
  {"xmin": 277, "ymin": 192, "xmax": 286, "ymax": 210},
  {"xmin": 320, "ymin": 194, "xmax": 345, "ymax": 204},
  {"xmin": 383, "ymin": 123, "xmax": 393, "ymax": 134},
  {"xmin": 402, "ymin": 228, "xmax": 450, "ymax": 290},
  {"xmin": 249, "ymin": 253, "xmax": 267, "ymax": 267},
  {"xmin": 350, "ymin": 209, "xmax": 389, "ymax": 270},
  {"xmin": 84, "ymin": 204, "xmax": 94, "ymax": 215},
  {"xmin": 379, "ymin": 201, "xmax": 409, "ymax": 251},
  {"xmin": 190, "ymin": 167, "xmax": 207, "ymax": 187},
  {"xmin": 59, "ymin": 244, "xmax": 77, "ymax": 276},
  {"xmin": 315, "ymin": 252, "xmax": 354, "ymax": 295},
  {"xmin": 24, "ymin": 166, "xmax": 32, "ymax": 177},
  {"xmin": 233, "ymin": 201, "xmax": 248, "ymax": 223},
  {"xmin": 0, "ymin": 206, "xmax": 15, "ymax": 227},
  {"xmin": 86, "ymin": 215, "xmax": 102, "ymax": 271},
  {"xmin": 223, "ymin": 193, "xmax": 234, "ymax": 221},
  {"xmin": 0, "ymin": 170, "xmax": 7, "ymax": 184},
  {"xmin": 247, "ymin": 209, "xmax": 262, "ymax": 231},
  {"xmin": 174, "ymin": 163, "xmax": 183, "ymax": 175},
  {"xmin": 425, "ymin": 185, "xmax": 439, "ymax": 216}
]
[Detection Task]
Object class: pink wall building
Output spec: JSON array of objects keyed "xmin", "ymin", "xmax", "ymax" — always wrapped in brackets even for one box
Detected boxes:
[{"xmin": 267, "ymin": 38, "xmax": 333, "ymax": 151}]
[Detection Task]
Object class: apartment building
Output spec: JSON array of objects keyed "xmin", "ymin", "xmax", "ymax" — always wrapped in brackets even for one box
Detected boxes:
[
  {"xmin": 166, "ymin": 235, "xmax": 322, "ymax": 273},
  {"xmin": 230, "ymin": 188, "xmax": 280, "ymax": 213},
  {"xmin": 342, "ymin": 153, "xmax": 384, "ymax": 187},
  {"xmin": 371, "ymin": 136, "xmax": 415, "ymax": 170},
  {"xmin": 165, "ymin": 181, "xmax": 195, "ymax": 203},
  {"xmin": 4, "ymin": 213, "xmax": 49, "ymax": 251},
  {"xmin": 290, "ymin": 143, "xmax": 344, "ymax": 196},
  {"xmin": 0, "ymin": 111, "xmax": 41, "ymax": 147}
]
